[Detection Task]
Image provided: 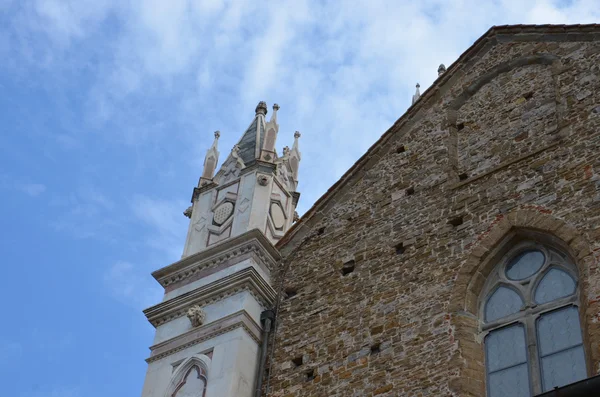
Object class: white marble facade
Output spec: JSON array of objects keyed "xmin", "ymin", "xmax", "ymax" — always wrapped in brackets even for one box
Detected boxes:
[{"xmin": 140, "ymin": 102, "xmax": 301, "ymax": 397}]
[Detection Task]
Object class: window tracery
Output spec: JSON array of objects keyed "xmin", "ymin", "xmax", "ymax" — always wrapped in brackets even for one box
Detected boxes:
[
  {"xmin": 481, "ymin": 242, "xmax": 586, "ymax": 396},
  {"xmin": 165, "ymin": 355, "xmax": 210, "ymax": 397}
]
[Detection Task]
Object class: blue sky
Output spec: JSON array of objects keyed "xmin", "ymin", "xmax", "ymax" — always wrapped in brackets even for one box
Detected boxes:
[{"xmin": 0, "ymin": 1, "xmax": 598, "ymax": 396}]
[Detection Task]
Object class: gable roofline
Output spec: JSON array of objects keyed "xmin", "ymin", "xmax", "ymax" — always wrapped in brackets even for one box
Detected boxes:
[{"xmin": 276, "ymin": 23, "xmax": 600, "ymax": 254}]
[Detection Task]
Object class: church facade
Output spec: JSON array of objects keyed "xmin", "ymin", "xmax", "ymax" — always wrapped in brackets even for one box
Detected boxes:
[{"xmin": 140, "ymin": 24, "xmax": 600, "ymax": 397}]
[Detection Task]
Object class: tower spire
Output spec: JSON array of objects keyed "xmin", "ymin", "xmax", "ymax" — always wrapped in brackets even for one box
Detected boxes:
[
  {"xmin": 141, "ymin": 101, "xmax": 303, "ymax": 397},
  {"xmin": 261, "ymin": 103, "xmax": 280, "ymax": 162}
]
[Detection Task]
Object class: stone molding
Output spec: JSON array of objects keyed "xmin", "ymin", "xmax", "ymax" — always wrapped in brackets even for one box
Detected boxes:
[
  {"xmin": 449, "ymin": 206, "xmax": 592, "ymax": 314},
  {"xmin": 191, "ymin": 182, "xmax": 217, "ymax": 202},
  {"xmin": 144, "ymin": 267, "xmax": 276, "ymax": 327},
  {"xmin": 152, "ymin": 229, "xmax": 280, "ymax": 288},
  {"xmin": 291, "ymin": 191, "xmax": 301, "ymax": 207},
  {"xmin": 146, "ymin": 310, "xmax": 261, "ymax": 363}
]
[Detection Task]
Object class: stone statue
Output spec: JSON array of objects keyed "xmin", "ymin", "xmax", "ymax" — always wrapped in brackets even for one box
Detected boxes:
[{"xmin": 231, "ymin": 144, "xmax": 245, "ymax": 168}]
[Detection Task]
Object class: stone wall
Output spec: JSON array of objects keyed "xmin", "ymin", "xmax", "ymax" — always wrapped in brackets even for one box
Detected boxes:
[{"xmin": 266, "ymin": 27, "xmax": 600, "ymax": 397}]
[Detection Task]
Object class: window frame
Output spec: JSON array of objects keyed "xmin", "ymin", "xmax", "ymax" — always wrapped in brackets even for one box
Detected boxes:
[{"xmin": 479, "ymin": 241, "xmax": 584, "ymax": 396}]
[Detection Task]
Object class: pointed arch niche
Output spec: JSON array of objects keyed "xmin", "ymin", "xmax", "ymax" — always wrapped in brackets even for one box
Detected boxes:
[
  {"xmin": 447, "ymin": 208, "xmax": 597, "ymax": 397},
  {"xmin": 165, "ymin": 354, "xmax": 211, "ymax": 397}
]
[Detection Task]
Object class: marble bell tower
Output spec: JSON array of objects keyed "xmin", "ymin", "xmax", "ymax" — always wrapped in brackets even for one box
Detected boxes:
[{"xmin": 140, "ymin": 102, "xmax": 301, "ymax": 397}]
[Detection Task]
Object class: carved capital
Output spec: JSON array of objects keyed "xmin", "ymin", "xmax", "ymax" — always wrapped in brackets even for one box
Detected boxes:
[{"xmin": 186, "ymin": 305, "xmax": 206, "ymax": 327}]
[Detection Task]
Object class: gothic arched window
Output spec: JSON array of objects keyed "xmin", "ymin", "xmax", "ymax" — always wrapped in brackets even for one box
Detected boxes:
[
  {"xmin": 481, "ymin": 242, "xmax": 587, "ymax": 396},
  {"xmin": 165, "ymin": 354, "xmax": 211, "ymax": 397}
]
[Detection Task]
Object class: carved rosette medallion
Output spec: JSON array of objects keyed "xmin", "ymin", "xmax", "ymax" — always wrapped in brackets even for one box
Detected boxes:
[
  {"xmin": 213, "ymin": 202, "xmax": 234, "ymax": 226},
  {"xmin": 186, "ymin": 305, "xmax": 206, "ymax": 327}
]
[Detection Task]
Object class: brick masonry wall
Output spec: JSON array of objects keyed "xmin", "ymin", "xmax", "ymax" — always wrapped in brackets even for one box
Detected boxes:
[{"xmin": 266, "ymin": 29, "xmax": 600, "ymax": 397}]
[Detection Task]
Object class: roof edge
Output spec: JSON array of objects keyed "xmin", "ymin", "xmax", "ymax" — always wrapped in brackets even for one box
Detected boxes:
[{"xmin": 276, "ymin": 23, "xmax": 600, "ymax": 252}]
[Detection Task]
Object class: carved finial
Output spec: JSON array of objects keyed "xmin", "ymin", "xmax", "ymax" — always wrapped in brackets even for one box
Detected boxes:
[
  {"xmin": 292, "ymin": 131, "xmax": 301, "ymax": 152},
  {"xmin": 283, "ymin": 146, "xmax": 290, "ymax": 156},
  {"xmin": 186, "ymin": 305, "xmax": 206, "ymax": 327},
  {"xmin": 255, "ymin": 101, "xmax": 268, "ymax": 116},
  {"xmin": 290, "ymin": 131, "xmax": 301, "ymax": 181},
  {"xmin": 438, "ymin": 64, "xmax": 446, "ymax": 76},
  {"xmin": 200, "ymin": 130, "xmax": 221, "ymax": 182},
  {"xmin": 270, "ymin": 103, "xmax": 279, "ymax": 123},
  {"xmin": 293, "ymin": 211, "xmax": 300, "ymax": 223},
  {"xmin": 412, "ymin": 83, "xmax": 421, "ymax": 105}
]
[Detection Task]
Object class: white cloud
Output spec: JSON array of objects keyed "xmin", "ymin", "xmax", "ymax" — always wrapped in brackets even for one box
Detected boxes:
[
  {"xmin": 31, "ymin": 0, "xmax": 114, "ymax": 45},
  {"xmin": 6, "ymin": 1, "xmax": 599, "ymax": 211}
]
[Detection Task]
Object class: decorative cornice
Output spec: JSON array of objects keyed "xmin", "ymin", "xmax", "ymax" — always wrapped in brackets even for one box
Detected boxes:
[
  {"xmin": 146, "ymin": 310, "xmax": 262, "ymax": 363},
  {"xmin": 191, "ymin": 182, "xmax": 218, "ymax": 202},
  {"xmin": 144, "ymin": 267, "xmax": 276, "ymax": 327},
  {"xmin": 152, "ymin": 229, "xmax": 281, "ymax": 288},
  {"xmin": 239, "ymin": 160, "xmax": 277, "ymax": 177},
  {"xmin": 291, "ymin": 191, "xmax": 301, "ymax": 207}
]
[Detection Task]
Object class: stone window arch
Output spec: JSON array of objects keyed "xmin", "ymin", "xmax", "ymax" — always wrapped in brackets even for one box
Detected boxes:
[
  {"xmin": 165, "ymin": 354, "xmax": 211, "ymax": 397},
  {"xmin": 480, "ymin": 241, "xmax": 587, "ymax": 396}
]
